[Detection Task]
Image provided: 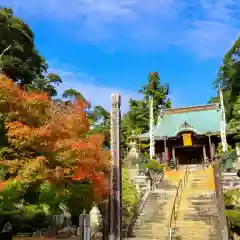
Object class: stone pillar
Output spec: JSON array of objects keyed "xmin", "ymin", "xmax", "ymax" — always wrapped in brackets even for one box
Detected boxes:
[
  {"xmin": 136, "ymin": 164, "xmax": 139, "ymax": 175},
  {"xmin": 135, "ymin": 184, "xmax": 140, "ymax": 197},
  {"xmin": 147, "ymin": 179, "xmax": 151, "ymax": 191},
  {"xmin": 109, "ymin": 93, "xmax": 122, "ymax": 240},
  {"xmin": 79, "ymin": 213, "xmax": 91, "ymax": 240},
  {"xmin": 235, "ymin": 146, "xmax": 240, "ymax": 170}
]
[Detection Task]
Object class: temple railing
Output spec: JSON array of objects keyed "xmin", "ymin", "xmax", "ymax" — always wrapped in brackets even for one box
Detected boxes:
[{"xmin": 168, "ymin": 165, "xmax": 190, "ymax": 240}]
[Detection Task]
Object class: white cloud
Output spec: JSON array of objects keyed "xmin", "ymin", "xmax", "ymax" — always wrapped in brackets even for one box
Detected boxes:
[
  {"xmin": 49, "ymin": 67, "xmax": 181, "ymax": 113},
  {"xmin": 49, "ymin": 68, "xmax": 141, "ymax": 113},
  {"xmin": 2, "ymin": 0, "xmax": 239, "ymax": 57},
  {"xmin": 178, "ymin": 20, "xmax": 239, "ymax": 58}
]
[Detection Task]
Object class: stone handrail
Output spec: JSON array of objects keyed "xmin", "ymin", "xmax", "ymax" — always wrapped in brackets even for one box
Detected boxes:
[
  {"xmin": 123, "ymin": 172, "xmax": 164, "ymax": 238},
  {"xmin": 138, "ymin": 173, "xmax": 163, "ymax": 212}
]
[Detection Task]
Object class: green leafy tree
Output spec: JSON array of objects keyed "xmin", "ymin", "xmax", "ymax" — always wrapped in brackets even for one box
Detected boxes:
[
  {"xmin": 121, "ymin": 100, "xmax": 149, "ymax": 156},
  {"xmin": 25, "ymin": 73, "xmax": 62, "ymax": 97},
  {"xmin": 139, "ymin": 72, "xmax": 171, "ymax": 122},
  {"xmin": 89, "ymin": 106, "xmax": 110, "ymax": 148},
  {"xmin": 121, "ymin": 72, "xmax": 171, "ymax": 155},
  {"xmin": 216, "ymin": 37, "xmax": 240, "ymax": 98},
  {"xmin": 228, "ymin": 96, "xmax": 240, "ymax": 131},
  {"xmin": 123, "ymin": 100, "xmax": 149, "ymax": 135},
  {"xmin": 211, "ymin": 37, "xmax": 240, "ymax": 121},
  {"xmin": 62, "ymin": 88, "xmax": 88, "ymax": 104},
  {"xmin": 0, "ymin": 8, "xmax": 47, "ymax": 85}
]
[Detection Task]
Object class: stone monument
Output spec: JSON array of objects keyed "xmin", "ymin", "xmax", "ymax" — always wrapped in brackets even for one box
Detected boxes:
[{"xmin": 109, "ymin": 93, "xmax": 122, "ymax": 240}]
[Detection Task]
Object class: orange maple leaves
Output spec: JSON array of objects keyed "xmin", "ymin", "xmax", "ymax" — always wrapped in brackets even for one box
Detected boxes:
[{"xmin": 0, "ymin": 74, "xmax": 110, "ymax": 201}]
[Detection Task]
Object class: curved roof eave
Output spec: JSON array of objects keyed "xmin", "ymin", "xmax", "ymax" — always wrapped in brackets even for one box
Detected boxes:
[{"xmin": 173, "ymin": 127, "xmax": 200, "ymax": 136}]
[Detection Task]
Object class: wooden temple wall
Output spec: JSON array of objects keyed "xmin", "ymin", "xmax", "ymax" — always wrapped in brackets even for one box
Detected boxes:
[{"xmin": 154, "ymin": 135, "xmax": 220, "ymax": 164}]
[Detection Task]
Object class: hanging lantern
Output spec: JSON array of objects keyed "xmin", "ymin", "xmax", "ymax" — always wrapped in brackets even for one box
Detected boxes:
[{"xmin": 182, "ymin": 133, "xmax": 192, "ymax": 146}]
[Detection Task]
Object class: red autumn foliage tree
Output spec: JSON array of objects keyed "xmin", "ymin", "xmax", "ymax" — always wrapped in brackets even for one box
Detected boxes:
[{"xmin": 0, "ymin": 74, "xmax": 110, "ymax": 214}]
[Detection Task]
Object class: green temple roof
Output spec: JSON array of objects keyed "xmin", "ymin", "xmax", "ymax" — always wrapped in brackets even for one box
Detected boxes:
[{"xmin": 139, "ymin": 104, "xmax": 221, "ymax": 140}]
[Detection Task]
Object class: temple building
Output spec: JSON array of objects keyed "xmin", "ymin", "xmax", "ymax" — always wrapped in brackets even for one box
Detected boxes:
[{"xmin": 138, "ymin": 103, "xmax": 237, "ymax": 167}]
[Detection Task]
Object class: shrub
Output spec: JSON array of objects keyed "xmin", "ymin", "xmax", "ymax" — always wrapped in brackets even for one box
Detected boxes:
[
  {"xmin": 143, "ymin": 159, "xmax": 163, "ymax": 174},
  {"xmin": 225, "ymin": 210, "xmax": 240, "ymax": 228},
  {"xmin": 122, "ymin": 169, "xmax": 139, "ymax": 225},
  {"xmin": 224, "ymin": 189, "xmax": 240, "ymax": 210},
  {"xmin": 224, "ymin": 189, "xmax": 240, "ymax": 230}
]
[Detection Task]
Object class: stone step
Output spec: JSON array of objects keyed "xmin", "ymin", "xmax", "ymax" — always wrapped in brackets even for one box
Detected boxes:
[
  {"xmin": 157, "ymin": 182, "xmax": 178, "ymax": 189},
  {"xmin": 134, "ymin": 224, "xmax": 168, "ymax": 229},
  {"xmin": 172, "ymin": 235, "xmax": 218, "ymax": 240},
  {"xmin": 174, "ymin": 234, "xmax": 218, "ymax": 239},
  {"xmin": 138, "ymin": 215, "xmax": 167, "ymax": 220},
  {"xmin": 175, "ymin": 224, "xmax": 216, "ymax": 230},
  {"xmin": 179, "ymin": 209, "xmax": 218, "ymax": 214},
  {"xmin": 127, "ymin": 237, "xmax": 168, "ymax": 240},
  {"xmin": 183, "ymin": 214, "xmax": 217, "ymax": 220},
  {"xmin": 179, "ymin": 206, "xmax": 217, "ymax": 211},
  {"xmin": 149, "ymin": 193, "xmax": 175, "ymax": 198},
  {"xmin": 132, "ymin": 229, "xmax": 169, "ymax": 235},
  {"xmin": 181, "ymin": 210, "xmax": 218, "ymax": 215},
  {"xmin": 174, "ymin": 231, "xmax": 219, "ymax": 236},
  {"xmin": 145, "ymin": 200, "xmax": 169, "ymax": 205},
  {"xmin": 147, "ymin": 197, "xmax": 172, "ymax": 201},
  {"xmin": 175, "ymin": 224, "xmax": 216, "ymax": 229},
  {"xmin": 188, "ymin": 195, "xmax": 216, "ymax": 200},
  {"xmin": 192, "ymin": 178, "xmax": 210, "ymax": 181},
  {"xmin": 188, "ymin": 198, "xmax": 216, "ymax": 203},
  {"xmin": 134, "ymin": 220, "xmax": 167, "ymax": 226},
  {"xmin": 174, "ymin": 230, "xmax": 217, "ymax": 236},
  {"xmin": 129, "ymin": 232, "xmax": 168, "ymax": 238},
  {"xmin": 134, "ymin": 221, "xmax": 169, "ymax": 227}
]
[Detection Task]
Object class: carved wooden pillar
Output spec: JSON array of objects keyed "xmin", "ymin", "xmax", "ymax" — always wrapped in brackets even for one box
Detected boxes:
[
  {"xmin": 164, "ymin": 138, "xmax": 168, "ymax": 162},
  {"xmin": 212, "ymin": 142, "xmax": 216, "ymax": 159},
  {"xmin": 172, "ymin": 147, "xmax": 176, "ymax": 169},
  {"xmin": 208, "ymin": 135, "xmax": 213, "ymax": 161},
  {"xmin": 172, "ymin": 147, "xmax": 175, "ymax": 163},
  {"xmin": 203, "ymin": 145, "xmax": 207, "ymax": 164}
]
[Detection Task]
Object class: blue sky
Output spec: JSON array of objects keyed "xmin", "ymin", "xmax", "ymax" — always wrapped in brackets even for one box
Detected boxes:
[{"xmin": 1, "ymin": 0, "xmax": 240, "ymax": 112}]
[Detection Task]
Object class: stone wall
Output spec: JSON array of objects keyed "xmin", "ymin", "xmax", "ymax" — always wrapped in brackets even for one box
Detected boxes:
[{"xmin": 222, "ymin": 172, "xmax": 240, "ymax": 190}]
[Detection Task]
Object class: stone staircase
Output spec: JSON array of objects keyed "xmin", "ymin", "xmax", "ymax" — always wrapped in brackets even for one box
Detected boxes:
[
  {"xmin": 127, "ymin": 170, "xmax": 185, "ymax": 239},
  {"xmin": 126, "ymin": 166, "xmax": 222, "ymax": 240},
  {"xmin": 173, "ymin": 167, "xmax": 220, "ymax": 240}
]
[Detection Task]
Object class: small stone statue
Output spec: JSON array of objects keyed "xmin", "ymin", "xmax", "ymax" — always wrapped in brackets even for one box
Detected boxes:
[
  {"xmin": 57, "ymin": 203, "xmax": 73, "ymax": 237},
  {"xmin": 2, "ymin": 222, "xmax": 12, "ymax": 232},
  {"xmin": 90, "ymin": 203, "xmax": 102, "ymax": 238}
]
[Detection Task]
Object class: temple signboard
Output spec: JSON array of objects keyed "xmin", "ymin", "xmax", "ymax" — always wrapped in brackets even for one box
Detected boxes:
[{"xmin": 182, "ymin": 133, "xmax": 192, "ymax": 146}]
